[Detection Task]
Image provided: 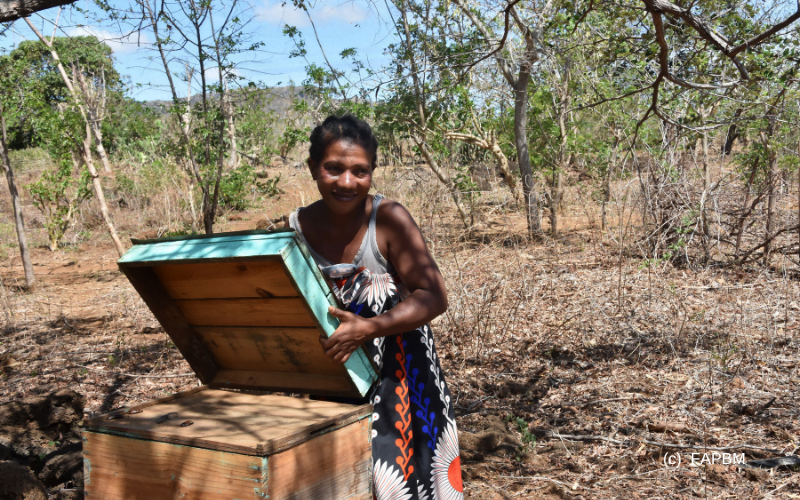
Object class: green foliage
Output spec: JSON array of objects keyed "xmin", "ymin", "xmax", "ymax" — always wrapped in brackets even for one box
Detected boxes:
[
  {"xmin": 218, "ymin": 163, "xmax": 257, "ymax": 211},
  {"xmin": 2, "ymin": 36, "xmax": 124, "ymax": 149},
  {"xmin": 257, "ymin": 175, "xmax": 284, "ymax": 198},
  {"xmin": 235, "ymin": 85, "xmax": 279, "ymax": 165},
  {"xmin": 280, "ymin": 123, "xmax": 311, "ymax": 158},
  {"xmin": 505, "ymin": 414, "xmax": 536, "ymax": 452},
  {"xmin": 217, "ymin": 164, "xmax": 283, "ymax": 211},
  {"xmin": 27, "ymin": 158, "xmax": 93, "ymax": 251}
]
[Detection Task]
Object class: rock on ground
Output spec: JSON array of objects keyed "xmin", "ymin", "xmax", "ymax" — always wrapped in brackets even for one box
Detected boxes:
[
  {"xmin": 0, "ymin": 460, "xmax": 48, "ymax": 500},
  {"xmin": 0, "ymin": 390, "xmax": 86, "ymax": 499}
]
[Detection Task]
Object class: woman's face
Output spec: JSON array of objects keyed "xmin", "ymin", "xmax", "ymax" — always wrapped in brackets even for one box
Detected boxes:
[{"xmin": 309, "ymin": 140, "xmax": 373, "ymax": 215}]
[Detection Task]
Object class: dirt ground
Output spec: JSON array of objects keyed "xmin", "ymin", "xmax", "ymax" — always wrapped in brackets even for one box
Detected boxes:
[{"xmin": 1, "ymin": 163, "xmax": 800, "ymax": 499}]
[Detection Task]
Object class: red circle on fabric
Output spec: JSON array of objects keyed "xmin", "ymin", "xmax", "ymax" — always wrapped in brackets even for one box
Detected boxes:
[{"xmin": 448, "ymin": 456, "xmax": 463, "ymax": 492}]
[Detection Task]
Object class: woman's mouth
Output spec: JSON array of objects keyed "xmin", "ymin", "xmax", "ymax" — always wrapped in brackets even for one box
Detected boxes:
[{"xmin": 332, "ymin": 192, "xmax": 357, "ymax": 202}]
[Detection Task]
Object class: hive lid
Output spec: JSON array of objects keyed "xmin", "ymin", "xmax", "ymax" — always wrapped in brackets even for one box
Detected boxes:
[{"xmin": 117, "ymin": 229, "xmax": 377, "ymax": 398}]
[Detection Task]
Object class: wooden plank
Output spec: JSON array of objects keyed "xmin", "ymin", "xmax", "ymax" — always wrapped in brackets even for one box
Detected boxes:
[
  {"xmin": 268, "ymin": 416, "xmax": 372, "ymax": 500},
  {"xmin": 155, "ymin": 261, "xmax": 299, "ymax": 299},
  {"xmin": 119, "ymin": 232, "xmax": 295, "ymax": 266},
  {"xmin": 120, "ymin": 267, "xmax": 217, "ymax": 383},
  {"xmin": 194, "ymin": 326, "xmax": 343, "ymax": 375},
  {"xmin": 256, "ymin": 407, "xmax": 372, "ymax": 455},
  {"xmin": 84, "ymin": 390, "xmax": 372, "ymax": 455},
  {"xmin": 85, "ymin": 387, "xmax": 209, "ymax": 423},
  {"xmin": 283, "ymin": 241, "xmax": 378, "ymax": 397},
  {"xmin": 176, "ymin": 298, "xmax": 317, "ymax": 327},
  {"xmin": 83, "ymin": 431, "xmax": 266, "ymax": 499},
  {"xmin": 211, "ymin": 370, "xmax": 355, "ymax": 395}
]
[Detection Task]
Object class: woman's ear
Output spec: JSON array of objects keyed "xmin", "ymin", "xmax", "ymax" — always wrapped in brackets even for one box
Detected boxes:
[{"xmin": 307, "ymin": 158, "xmax": 318, "ymax": 180}]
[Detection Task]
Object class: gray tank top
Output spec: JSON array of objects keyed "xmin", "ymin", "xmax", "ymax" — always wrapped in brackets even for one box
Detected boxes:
[{"xmin": 289, "ymin": 194, "xmax": 396, "ymax": 275}]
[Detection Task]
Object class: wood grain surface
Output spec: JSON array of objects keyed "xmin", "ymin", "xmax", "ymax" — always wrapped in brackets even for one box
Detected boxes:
[
  {"xmin": 83, "ymin": 430, "xmax": 264, "ymax": 499},
  {"xmin": 176, "ymin": 298, "xmax": 317, "ymax": 327},
  {"xmin": 211, "ymin": 370, "xmax": 356, "ymax": 396},
  {"xmin": 155, "ymin": 260, "xmax": 298, "ymax": 299},
  {"xmin": 268, "ymin": 416, "xmax": 372, "ymax": 500},
  {"xmin": 194, "ymin": 326, "xmax": 343, "ymax": 375}
]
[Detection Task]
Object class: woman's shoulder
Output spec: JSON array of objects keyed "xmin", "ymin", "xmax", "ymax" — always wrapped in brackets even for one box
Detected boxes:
[{"xmin": 375, "ymin": 196, "xmax": 419, "ymax": 232}]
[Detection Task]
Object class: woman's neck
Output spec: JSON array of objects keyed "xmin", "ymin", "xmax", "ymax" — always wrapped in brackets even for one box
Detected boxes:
[{"xmin": 318, "ymin": 196, "xmax": 370, "ymax": 230}]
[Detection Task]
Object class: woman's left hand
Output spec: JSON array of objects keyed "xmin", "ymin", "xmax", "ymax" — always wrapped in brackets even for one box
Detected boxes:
[{"xmin": 319, "ymin": 306, "xmax": 375, "ymax": 364}]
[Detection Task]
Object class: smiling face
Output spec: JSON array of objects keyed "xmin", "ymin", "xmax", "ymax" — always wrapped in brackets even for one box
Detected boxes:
[{"xmin": 308, "ymin": 139, "xmax": 373, "ymax": 215}]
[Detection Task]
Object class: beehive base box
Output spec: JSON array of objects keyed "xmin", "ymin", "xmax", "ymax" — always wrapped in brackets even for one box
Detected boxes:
[
  {"xmin": 83, "ymin": 230, "xmax": 379, "ymax": 500},
  {"xmin": 83, "ymin": 387, "xmax": 372, "ymax": 499}
]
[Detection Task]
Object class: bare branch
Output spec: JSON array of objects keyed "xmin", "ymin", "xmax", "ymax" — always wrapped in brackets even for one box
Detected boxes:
[
  {"xmin": 452, "ymin": 0, "xmax": 521, "ymax": 87},
  {"xmin": 642, "ymin": 0, "xmax": 800, "ymax": 81}
]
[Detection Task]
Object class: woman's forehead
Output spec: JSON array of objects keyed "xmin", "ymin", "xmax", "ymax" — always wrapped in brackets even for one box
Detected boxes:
[{"xmin": 322, "ymin": 139, "xmax": 372, "ymax": 161}]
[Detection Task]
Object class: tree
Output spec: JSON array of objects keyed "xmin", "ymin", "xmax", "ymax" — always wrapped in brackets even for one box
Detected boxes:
[
  {"xmin": 378, "ymin": 0, "xmax": 479, "ymax": 228},
  {"xmin": 6, "ymin": 34, "xmax": 122, "ymax": 175},
  {"xmin": 0, "ymin": 103, "xmax": 35, "ymax": 289},
  {"xmin": 452, "ymin": 0, "xmax": 555, "ymax": 237},
  {"xmin": 132, "ymin": 0, "xmax": 261, "ymax": 233},
  {"xmin": 20, "ymin": 19, "xmax": 126, "ymax": 256}
]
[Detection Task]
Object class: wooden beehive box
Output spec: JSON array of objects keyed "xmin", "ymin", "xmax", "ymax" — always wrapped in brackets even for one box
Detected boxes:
[{"xmin": 82, "ymin": 229, "xmax": 377, "ymax": 500}]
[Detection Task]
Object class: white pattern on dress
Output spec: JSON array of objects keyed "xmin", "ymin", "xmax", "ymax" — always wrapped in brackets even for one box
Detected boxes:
[
  {"xmin": 418, "ymin": 324, "xmax": 453, "ymax": 426},
  {"xmin": 373, "ymin": 460, "xmax": 413, "ymax": 500},
  {"xmin": 431, "ymin": 422, "xmax": 463, "ymax": 500}
]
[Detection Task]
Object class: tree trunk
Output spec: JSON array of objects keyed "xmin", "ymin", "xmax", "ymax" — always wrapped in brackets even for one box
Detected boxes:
[
  {"xmin": 722, "ymin": 108, "xmax": 742, "ymax": 156},
  {"xmin": 602, "ymin": 135, "xmax": 620, "ymax": 232},
  {"xmin": 224, "ymin": 81, "xmax": 238, "ymax": 168},
  {"xmin": 0, "ymin": 0, "xmax": 74, "ymax": 22},
  {"xmin": 0, "ymin": 108, "xmax": 35, "ymax": 290},
  {"xmin": 550, "ymin": 65, "xmax": 570, "ymax": 237},
  {"xmin": 699, "ymin": 106, "xmax": 710, "ymax": 261},
  {"xmin": 765, "ymin": 151, "xmax": 777, "ymax": 264},
  {"xmin": 514, "ymin": 71, "xmax": 541, "ymax": 236},
  {"xmin": 734, "ymin": 157, "xmax": 759, "ymax": 256},
  {"xmin": 90, "ymin": 121, "xmax": 112, "ymax": 173},
  {"xmin": 415, "ymin": 136, "xmax": 470, "ymax": 227},
  {"xmin": 82, "ymin": 124, "xmax": 125, "ymax": 257},
  {"xmin": 444, "ymin": 129, "xmax": 519, "ymax": 202}
]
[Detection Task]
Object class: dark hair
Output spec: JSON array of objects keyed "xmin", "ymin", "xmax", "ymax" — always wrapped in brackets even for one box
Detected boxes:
[{"xmin": 308, "ymin": 115, "xmax": 378, "ymax": 169}]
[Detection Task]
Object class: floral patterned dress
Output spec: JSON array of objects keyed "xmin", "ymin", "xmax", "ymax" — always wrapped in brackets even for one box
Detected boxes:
[{"xmin": 289, "ymin": 195, "xmax": 464, "ymax": 500}]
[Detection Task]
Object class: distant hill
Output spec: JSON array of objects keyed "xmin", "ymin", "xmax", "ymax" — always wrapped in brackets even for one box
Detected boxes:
[{"xmin": 141, "ymin": 86, "xmax": 309, "ymax": 116}]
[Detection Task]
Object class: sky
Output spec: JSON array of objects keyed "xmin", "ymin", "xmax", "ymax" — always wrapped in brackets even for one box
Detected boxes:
[{"xmin": 0, "ymin": 0, "xmax": 398, "ymax": 101}]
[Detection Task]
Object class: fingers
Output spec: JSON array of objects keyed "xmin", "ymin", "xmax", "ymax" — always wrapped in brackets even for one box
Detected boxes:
[
  {"xmin": 328, "ymin": 306, "xmax": 354, "ymax": 322},
  {"xmin": 331, "ymin": 349, "xmax": 351, "ymax": 364},
  {"xmin": 319, "ymin": 334, "xmax": 333, "ymax": 349}
]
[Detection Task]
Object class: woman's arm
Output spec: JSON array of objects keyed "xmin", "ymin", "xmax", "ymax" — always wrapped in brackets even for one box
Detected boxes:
[{"xmin": 319, "ymin": 201, "xmax": 448, "ymax": 363}]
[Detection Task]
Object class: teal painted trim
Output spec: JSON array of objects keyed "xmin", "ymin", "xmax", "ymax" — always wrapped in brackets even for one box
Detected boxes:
[
  {"xmin": 289, "ymin": 234, "xmax": 337, "ymax": 303},
  {"xmin": 282, "ymin": 239, "xmax": 378, "ymax": 397},
  {"xmin": 282, "ymin": 239, "xmax": 338, "ymax": 335},
  {"xmin": 119, "ymin": 233, "xmax": 294, "ymax": 264},
  {"xmin": 130, "ymin": 228, "xmax": 295, "ymax": 245},
  {"xmin": 255, "ymin": 456, "xmax": 268, "ymax": 499}
]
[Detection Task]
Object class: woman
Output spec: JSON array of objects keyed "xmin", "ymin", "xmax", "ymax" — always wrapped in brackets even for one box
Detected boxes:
[{"xmin": 288, "ymin": 115, "xmax": 463, "ymax": 500}]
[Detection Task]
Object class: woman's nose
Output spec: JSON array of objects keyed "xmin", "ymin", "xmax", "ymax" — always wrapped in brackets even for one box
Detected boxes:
[{"xmin": 338, "ymin": 170, "xmax": 356, "ymax": 188}]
